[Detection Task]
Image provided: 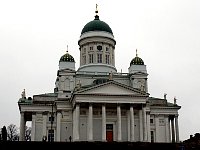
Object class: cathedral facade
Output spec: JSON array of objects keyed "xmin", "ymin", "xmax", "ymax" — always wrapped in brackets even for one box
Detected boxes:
[{"xmin": 18, "ymin": 8, "xmax": 181, "ymax": 143}]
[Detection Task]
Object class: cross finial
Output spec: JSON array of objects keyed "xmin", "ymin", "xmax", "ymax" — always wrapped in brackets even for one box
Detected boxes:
[
  {"xmin": 66, "ymin": 45, "xmax": 68, "ymax": 53},
  {"xmin": 95, "ymin": 4, "xmax": 98, "ymax": 15},
  {"xmin": 136, "ymin": 49, "xmax": 138, "ymax": 57}
]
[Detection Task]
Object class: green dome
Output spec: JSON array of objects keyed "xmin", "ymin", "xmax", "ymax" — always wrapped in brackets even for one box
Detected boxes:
[
  {"xmin": 59, "ymin": 52, "xmax": 75, "ymax": 62},
  {"xmin": 81, "ymin": 15, "xmax": 113, "ymax": 35},
  {"xmin": 130, "ymin": 56, "xmax": 144, "ymax": 66}
]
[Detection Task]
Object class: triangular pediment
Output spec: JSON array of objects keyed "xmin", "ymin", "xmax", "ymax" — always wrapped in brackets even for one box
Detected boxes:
[{"xmin": 75, "ymin": 80, "xmax": 148, "ymax": 96}]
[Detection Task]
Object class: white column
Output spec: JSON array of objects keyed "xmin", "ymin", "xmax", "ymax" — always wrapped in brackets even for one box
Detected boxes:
[
  {"xmin": 165, "ymin": 116, "xmax": 169, "ymax": 143},
  {"xmin": 175, "ymin": 115, "xmax": 180, "ymax": 143},
  {"xmin": 143, "ymin": 108, "xmax": 147, "ymax": 141},
  {"xmin": 42, "ymin": 113, "xmax": 47, "ymax": 139},
  {"xmin": 168, "ymin": 117, "xmax": 171, "ymax": 142},
  {"xmin": 145, "ymin": 79, "xmax": 148, "ymax": 93},
  {"xmin": 130, "ymin": 105, "xmax": 134, "ymax": 142},
  {"xmin": 127, "ymin": 110, "xmax": 130, "ymax": 141},
  {"xmin": 72, "ymin": 108, "xmax": 76, "ymax": 141},
  {"xmin": 147, "ymin": 112, "xmax": 151, "ymax": 142},
  {"xmin": 88, "ymin": 103, "xmax": 93, "ymax": 141},
  {"xmin": 171, "ymin": 116, "xmax": 175, "ymax": 143},
  {"xmin": 139, "ymin": 109, "xmax": 143, "ymax": 142},
  {"xmin": 74, "ymin": 104, "xmax": 80, "ymax": 141},
  {"xmin": 31, "ymin": 113, "xmax": 36, "ymax": 141},
  {"xmin": 155, "ymin": 115, "xmax": 159, "ymax": 142},
  {"xmin": 19, "ymin": 112, "xmax": 25, "ymax": 141},
  {"xmin": 56, "ymin": 111, "xmax": 62, "ymax": 141},
  {"xmin": 117, "ymin": 105, "xmax": 122, "ymax": 141},
  {"xmin": 102, "ymin": 104, "xmax": 106, "ymax": 141}
]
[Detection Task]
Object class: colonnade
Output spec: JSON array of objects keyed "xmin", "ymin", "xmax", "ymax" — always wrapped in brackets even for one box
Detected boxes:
[
  {"xmin": 72, "ymin": 103, "xmax": 150, "ymax": 142},
  {"xmin": 19, "ymin": 105, "xmax": 180, "ymax": 143}
]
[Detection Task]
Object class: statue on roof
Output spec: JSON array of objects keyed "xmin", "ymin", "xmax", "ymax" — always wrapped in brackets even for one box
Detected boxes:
[
  {"xmin": 109, "ymin": 71, "xmax": 113, "ymax": 80},
  {"xmin": 164, "ymin": 93, "xmax": 167, "ymax": 99},
  {"xmin": 174, "ymin": 96, "xmax": 177, "ymax": 105},
  {"xmin": 21, "ymin": 89, "xmax": 26, "ymax": 99}
]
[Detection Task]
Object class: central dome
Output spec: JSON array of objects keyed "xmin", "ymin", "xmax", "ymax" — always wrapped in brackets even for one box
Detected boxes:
[{"xmin": 81, "ymin": 15, "xmax": 113, "ymax": 35}]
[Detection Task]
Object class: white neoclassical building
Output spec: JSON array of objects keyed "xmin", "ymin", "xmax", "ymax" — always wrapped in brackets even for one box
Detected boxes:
[{"xmin": 18, "ymin": 8, "xmax": 181, "ymax": 143}]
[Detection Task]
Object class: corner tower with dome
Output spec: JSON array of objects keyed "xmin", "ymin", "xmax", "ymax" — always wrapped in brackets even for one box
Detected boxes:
[{"xmin": 18, "ymin": 6, "xmax": 181, "ymax": 143}]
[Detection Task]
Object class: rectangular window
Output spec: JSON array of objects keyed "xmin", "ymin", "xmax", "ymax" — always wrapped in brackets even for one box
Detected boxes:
[
  {"xmin": 82, "ymin": 55, "xmax": 86, "ymax": 64},
  {"xmin": 49, "ymin": 116, "xmax": 54, "ymax": 122},
  {"xmin": 89, "ymin": 54, "xmax": 93, "ymax": 63},
  {"xmin": 90, "ymin": 46, "xmax": 93, "ymax": 50},
  {"xmin": 106, "ymin": 55, "xmax": 110, "ymax": 64},
  {"xmin": 151, "ymin": 131, "xmax": 154, "ymax": 143},
  {"xmin": 97, "ymin": 54, "xmax": 102, "ymax": 63},
  {"xmin": 48, "ymin": 129, "xmax": 54, "ymax": 142},
  {"xmin": 150, "ymin": 119, "xmax": 154, "ymax": 124},
  {"xmin": 106, "ymin": 47, "xmax": 109, "ymax": 51}
]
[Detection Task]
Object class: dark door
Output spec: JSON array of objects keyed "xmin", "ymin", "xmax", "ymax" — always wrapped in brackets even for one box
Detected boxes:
[{"xmin": 106, "ymin": 124, "xmax": 113, "ymax": 142}]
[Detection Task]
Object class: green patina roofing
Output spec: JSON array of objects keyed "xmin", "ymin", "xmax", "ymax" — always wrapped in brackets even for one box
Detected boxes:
[
  {"xmin": 130, "ymin": 56, "xmax": 144, "ymax": 66},
  {"xmin": 130, "ymin": 50, "xmax": 144, "ymax": 66},
  {"xmin": 59, "ymin": 52, "xmax": 75, "ymax": 62},
  {"xmin": 81, "ymin": 15, "xmax": 113, "ymax": 35}
]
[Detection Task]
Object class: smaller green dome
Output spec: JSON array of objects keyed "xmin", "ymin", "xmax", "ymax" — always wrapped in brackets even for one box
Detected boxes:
[
  {"xmin": 59, "ymin": 52, "xmax": 75, "ymax": 62},
  {"xmin": 130, "ymin": 50, "xmax": 144, "ymax": 66},
  {"xmin": 130, "ymin": 56, "xmax": 144, "ymax": 66}
]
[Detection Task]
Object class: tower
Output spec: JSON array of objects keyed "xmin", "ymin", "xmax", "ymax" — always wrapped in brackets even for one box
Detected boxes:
[
  {"xmin": 77, "ymin": 6, "xmax": 117, "ymax": 73},
  {"xmin": 129, "ymin": 49, "xmax": 148, "ymax": 92}
]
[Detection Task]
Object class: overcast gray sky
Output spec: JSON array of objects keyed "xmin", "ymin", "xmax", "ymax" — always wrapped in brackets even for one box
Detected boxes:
[{"xmin": 0, "ymin": 0, "xmax": 200, "ymax": 141}]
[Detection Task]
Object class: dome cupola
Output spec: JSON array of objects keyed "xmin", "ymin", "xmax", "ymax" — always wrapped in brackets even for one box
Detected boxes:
[
  {"xmin": 81, "ymin": 5, "xmax": 113, "ymax": 35},
  {"xmin": 59, "ymin": 47, "xmax": 75, "ymax": 70},
  {"xmin": 128, "ymin": 49, "xmax": 147, "ymax": 74},
  {"xmin": 130, "ymin": 49, "xmax": 144, "ymax": 66},
  {"xmin": 59, "ymin": 52, "xmax": 75, "ymax": 62},
  {"xmin": 81, "ymin": 15, "xmax": 113, "ymax": 35}
]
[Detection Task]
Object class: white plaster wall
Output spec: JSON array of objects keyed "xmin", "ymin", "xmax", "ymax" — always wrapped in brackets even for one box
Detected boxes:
[
  {"xmin": 93, "ymin": 118, "xmax": 102, "ymax": 141},
  {"xmin": 128, "ymin": 65, "xmax": 147, "ymax": 74},
  {"xmin": 134, "ymin": 118, "xmax": 140, "ymax": 141},
  {"xmin": 157, "ymin": 116, "xmax": 167, "ymax": 142},
  {"xmin": 79, "ymin": 116, "xmax": 87, "ymax": 141},
  {"xmin": 59, "ymin": 62, "xmax": 75, "ymax": 70},
  {"xmin": 61, "ymin": 122, "xmax": 72, "ymax": 142},
  {"xmin": 77, "ymin": 64, "xmax": 117, "ymax": 73},
  {"xmin": 35, "ymin": 122, "xmax": 43, "ymax": 141},
  {"xmin": 121, "ymin": 117, "xmax": 128, "ymax": 141},
  {"xmin": 79, "ymin": 31, "xmax": 115, "ymax": 42}
]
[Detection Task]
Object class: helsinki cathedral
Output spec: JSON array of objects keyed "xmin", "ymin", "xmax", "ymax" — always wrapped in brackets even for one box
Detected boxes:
[{"xmin": 18, "ymin": 6, "xmax": 181, "ymax": 143}]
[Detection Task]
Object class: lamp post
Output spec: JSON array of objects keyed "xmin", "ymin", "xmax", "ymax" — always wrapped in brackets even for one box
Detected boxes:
[{"xmin": 50, "ymin": 102, "xmax": 54, "ymax": 142}]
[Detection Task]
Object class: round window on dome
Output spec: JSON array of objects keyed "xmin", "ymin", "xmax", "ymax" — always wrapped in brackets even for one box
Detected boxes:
[{"xmin": 97, "ymin": 45, "xmax": 102, "ymax": 51}]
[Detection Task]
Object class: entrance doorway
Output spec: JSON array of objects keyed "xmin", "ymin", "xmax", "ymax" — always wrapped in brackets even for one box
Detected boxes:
[{"xmin": 106, "ymin": 124, "xmax": 113, "ymax": 142}]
